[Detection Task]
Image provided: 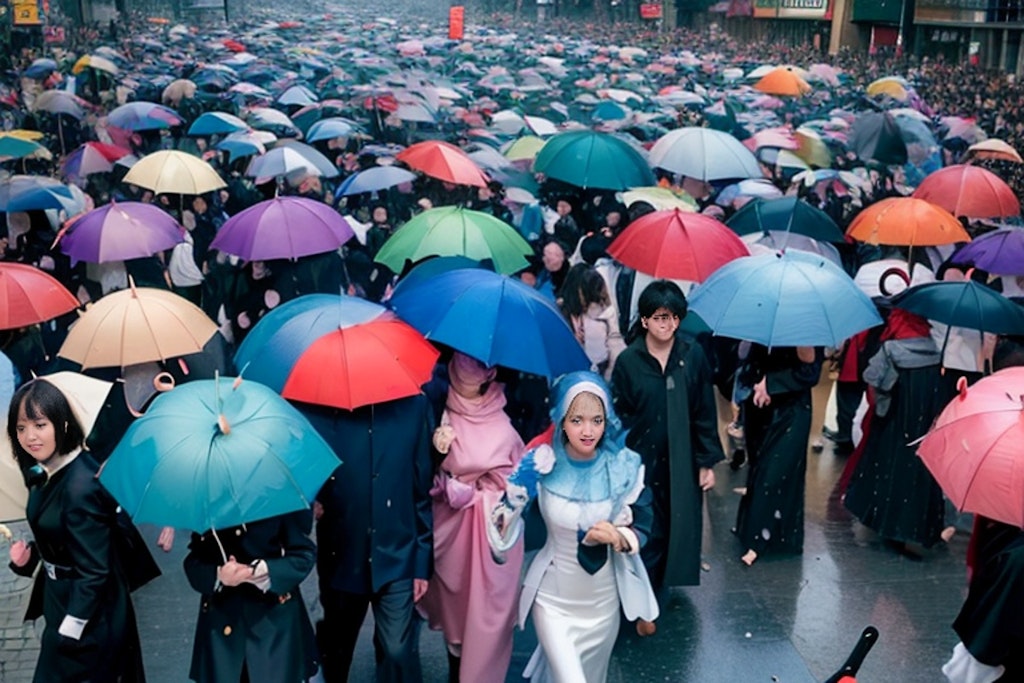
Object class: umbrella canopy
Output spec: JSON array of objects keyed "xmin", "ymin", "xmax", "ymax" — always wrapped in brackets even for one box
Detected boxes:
[
  {"xmin": 532, "ymin": 129, "xmax": 655, "ymax": 191},
  {"xmin": 98, "ymin": 377, "xmax": 339, "ymax": 533},
  {"xmin": 891, "ymin": 280, "xmax": 1024, "ymax": 335},
  {"xmin": 107, "ymin": 102, "xmax": 183, "ymax": 131},
  {"xmin": 187, "ymin": 112, "xmax": 249, "ymax": 136},
  {"xmin": 59, "ymin": 201, "xmax": 184, "ymax": 265},
  {"xmin": 123, "ymin": 150, "xmax": 227, "ymax": 195},
  {"xmin": 32, "ymin": 90, "xmax": 86, "ymax": 119},
  {"xmin": 209, "ymin": 197, "xmax": 354, "ymax": 261},
  {"xmin": 849, "ymin": 112, "xmax": 908, "ymax": 166},
  {"xmin": 607, "ymin": 208, "xmax": 749, "ymax": 281},
  {"xmin": 754, "ymin": 68, "xmax": 812, "ymax": 97},
  {"xmin": 0, "ymin": 175, "xmax": 77, "ymax": 212},
  {"xmin": 621, "ymin": 186, "xmax": 699, "ymax": 212},
  {"xmin": 0, "ymin": 134, "xmax": 48, "ymax": 160},
  {"xmin": 374, "ymin": 206, "xmax": 532, "ymax": 275},
  {"xmin": 59, "ymin": 286, "xmax": 219, "ymax": 369},
  {"xmin": 726, "ymin": 196, "xmax": 846, "ymax": 243},
  {"xmin": 72, "ymin": 54, "xmax": 119, "ymax": 75},
  {"xmin": 306, "ymin": 118, "xmax": 359, "ymax": 143},
  {"xmin": 846, "ymin": 197, "xmax": 970, "ymax": 247},
  {"xmin": 688, "ymin": 250, "xmax": 883, "ymax": 347},
  {"xmin": 503, "ymin": 135, "xmax": 547, "ymax": 162},
  {"xmin": 649, "ymin": 127, "xmax": 763, "ymax": 182},
  {"xmin": 245, "ymin": 145, "xmax": 337, "ymax": 180},
  {"xmin": 337, "ymin": 166, "xmax": 418, "ymax": 196},
  {"xmin": 917, "ymin": 367, "xmax": 1024, "ymax": 528},
  {"xmin": 215, "ymin": 130, "xmax": 276, "ymax": 161},
  {"xmin": 912, "ymin": 165, "xmax": 1020, "ymax": 219},
  {"xmin": 866, "ymin": 77, "xmax": 909, "ymax": 101},
  {"xmin": 396, "ymin": 140, "xmax": 489, "ymax": 188},
  {"xmin": 965, "ymin": 139, "xmax": 1023, "ymax": 163},
  {"xmin": 161, "ymin": 79, "xmax": 197, "ymax": 106},
  {"xmin": 388, "ymin": 268, "xmax": 590, "ymax": 378},
  {"xmin": 951, "ymin": 228, "xmax": 1024, "ymax": 276},
  {"xmin": 61, "ymin": 141, "xmax": 131, "ymax": 180},
  {"xmin": 0, "ymin": 263, "xmax": 79, "ymax": 331}
]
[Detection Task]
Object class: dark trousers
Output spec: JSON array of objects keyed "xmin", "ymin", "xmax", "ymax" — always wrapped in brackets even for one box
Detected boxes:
[
  {"xmin": 318, "ymin": 579, "xmax": 421, "ymax": 683},
  {"xmin": 835, "ymin": 380, "xmax": 864, "ymax": 443}
]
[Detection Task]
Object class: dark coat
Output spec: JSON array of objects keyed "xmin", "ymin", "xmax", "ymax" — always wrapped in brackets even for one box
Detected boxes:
[
  {"xmin": 299, "ymin": 395, "xmax": 434, "ymax": 594},
  {"xmin": 183, "ymin": 510, "xmax": 318, "ymax": 683},
  {"xmin": 611, "ymin": 332, "xmax": 724, "ymax": 588},
  {"xmin": 12, "ymin": 453, "xmax": 153, "ymax": 683}
]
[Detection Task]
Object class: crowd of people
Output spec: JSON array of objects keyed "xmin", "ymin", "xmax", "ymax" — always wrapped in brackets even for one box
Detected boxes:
[{"xmin": 2, "ymin": 2, "xmax": 1024, "ymax": 682}]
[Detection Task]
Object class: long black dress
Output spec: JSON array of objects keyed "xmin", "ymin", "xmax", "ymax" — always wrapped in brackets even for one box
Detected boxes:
[
  {"xmin": 735, "ymin": 347, "xmax": 821, "ymax": 557},
  {"xmin": 611, "ymin": 332, "xmax": 725, "ymax": 589},
  {"xmin": 11, "ymin": 452, "xmax": 153, "ymax": 683},
  {"xmin": 844, "ymin": 338, "xmax": 947, "ymax": 547}
]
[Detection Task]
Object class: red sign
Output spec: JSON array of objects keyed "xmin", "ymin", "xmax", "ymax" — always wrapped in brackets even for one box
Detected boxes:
[
  {"xmin": 640, "ymin": 3, "xmax": 664, "ymax": 18},
  {"xmin": 449, "ymin": 6, "xmax": 465, "ymax": 40},
  {"xmin": 44, "ymin": 26, "xmax": 67, "ymax": 44}
]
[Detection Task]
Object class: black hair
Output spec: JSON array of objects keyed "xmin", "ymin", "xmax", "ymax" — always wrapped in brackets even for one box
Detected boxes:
[
  {"xmin": 559, "ymin": 263, "xmax": 610, "ymax": 319},
  {"xmin": 627, "ymin": 280, "xmax": 689, "ymax": 343},
  {"xmin": 7, "ymin": 379, "xmax": 85, "ymax": 478}
]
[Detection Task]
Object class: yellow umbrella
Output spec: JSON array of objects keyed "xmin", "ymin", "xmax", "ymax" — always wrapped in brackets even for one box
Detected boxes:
[
  {"xmin": 754, "ymin": 68, "xmax": 812, "ymax": 97},
  {"xmin": 0, "ymin": 372, "xmax": 112, "ymax": 522},
  {"xmin": 0, "ymin": 133, "xmax": 52, "ymax": 161},
  {"xmin": 794, "ymin": 128, "xmax": 832, "ymax": 168},
  {"xmin": 966, "ymin": 138, "xmax": 1023, "ymax": 163},
  {"xmin": 72, "ymin": 54, "xmax": 119, "ymax": 76},
  {"xmin": 59, "ymin": 285, "xmax": 219, "ymax": 369},
  {"xmin": 620, "ymin": 186, "xmax": 698, "ymax": 212},
  {"xmin": 123, "ymin": 150, "xmax": 226, "ymax": 195},
  {"xmin": 4, "ymin": 130, "xmax": 44, "ymax": 141},
  {"xmin": 503, "ymin": 135, "xmax": 546, "ymax": 161},
  {"xmin": 866, "ymin": 77, "xmax": 909, "ymax": 101}
]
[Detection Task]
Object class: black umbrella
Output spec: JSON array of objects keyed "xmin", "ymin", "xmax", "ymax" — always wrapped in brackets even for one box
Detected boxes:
[
  {"xmin": 849, "ymin": 112, "xmax": 908, "ymax": 166},
  {"xmin": 726, "ymin": 196, "xmax": 845, "ymax": 243},
  {"xmin": 892, "ymin": 280, "xmax": 1024, "ymax": 334}
]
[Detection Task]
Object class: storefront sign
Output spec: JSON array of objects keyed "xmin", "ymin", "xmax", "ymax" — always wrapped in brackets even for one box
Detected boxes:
[
  {"xmin": 754, "ymin": 0, "xmax": 829, "ymax": 19},
  {"xmin": 12, "ymin": 0, "xmax": 42, "ymax": 25},
  {"xmin": 640, "ymin": 3, "xmax": 664, "ymax": 18}
]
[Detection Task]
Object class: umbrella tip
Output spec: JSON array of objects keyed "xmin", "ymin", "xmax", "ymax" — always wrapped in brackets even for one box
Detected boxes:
[
  {"xmin": 232, "ymin": 376, "xmax": 242, "ymax": 390},
  {"xmin": 217, "ymin": 414, "xmax": 231, "ymax": 435},
  {"xmin": 956, "ymin": 375, "xmax": 968, "ymax": 398}
]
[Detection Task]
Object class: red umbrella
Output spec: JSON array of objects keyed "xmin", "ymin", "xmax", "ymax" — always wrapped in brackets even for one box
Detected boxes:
[
  {"xmin": 0, "ymin": 262, "xmax": 79, "ymax": 330},
  {"xmin": 917, "ymin": 368, "xmax": 1024, "ymax": 528},
  {"xmin": 396, "ymin": 140, "xmax": 489, "ymax": 188},
  {"xmin": 281, "ymin": 317, "xmax": 439, "ymax": 410},
  {"xmin": 607, "ymin": 208, "xmax": 749, "ymax": 281},
  {"xmin": 912, "ymin": 165, "xmax": 1020, "ymax": 219},
  {"xmin": 222, "ymin": 39, "xmax": 246, "ymax": 53}
]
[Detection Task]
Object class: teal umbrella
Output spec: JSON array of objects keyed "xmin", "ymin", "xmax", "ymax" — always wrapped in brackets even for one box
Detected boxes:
[
  {"xmin": 98, "ymin": 377, "xmax": 339, "ymax": 537},
  {"xmin": 533, "ymin": 129, "xmax": 655, "ymax": 190}
]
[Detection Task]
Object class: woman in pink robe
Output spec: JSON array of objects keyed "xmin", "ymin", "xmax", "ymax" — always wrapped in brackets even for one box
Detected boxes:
[{"xmin": 419, "ymin": 352, "xmax": 525, "ymax": 683}]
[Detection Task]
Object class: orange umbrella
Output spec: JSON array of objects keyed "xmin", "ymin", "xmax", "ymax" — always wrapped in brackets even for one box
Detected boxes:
[
  {"xmin": 912, "ymin": 165, "xmax": 1020, "ymax": 219},
  {"xmin": 396, "ymin": 140, "xmax": 489, "ymax": 188},
  {"xmin": 846, "ymin": 197, "xmax": 970, "ymax": 247},
  {"xmin": 754, "ymin": 68, "xmax": 812, "ymax": 97},
  {"xmin": 0, "ymin": 263, "xmax": 79, "ymax": 331}
]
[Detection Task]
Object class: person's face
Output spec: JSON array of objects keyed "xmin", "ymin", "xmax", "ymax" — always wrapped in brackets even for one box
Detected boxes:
[
  {"xmin": 478, "ymin": 186, "xmax": 493, "ymax": 201},
  {"xmin": 542, "ymin": 242, "xmax": 565, "ymax": 272},
  {"xmin": 556, "ymin": 200, "xmax": 571, "ymax": 217},
  {"xmin": 562, "ymin": 392, "xmax": 605, "ymax": 460},
  {"xmin": 372, "ymin": 207, "xmax": 388, "ymax": 224},
  {"xmin": 15, "ymin": 400, "xmax": 57, "ymax": 465},
  {"xmin": 605, "ymin": 211, "xmax": 621, "ymax": 229},
  {"xmin": 192, "ymin": 196, "xmax": 207, "ymax": 214},
  {"xmin": 642, "ymin": 306, "xmax": 680, "ymax": 343}
]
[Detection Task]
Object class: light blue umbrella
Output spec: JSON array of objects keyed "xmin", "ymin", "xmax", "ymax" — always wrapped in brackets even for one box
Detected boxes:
[
  {"xmin": 276, "ymin": 84, "xmax": 318, "ymax": 107},
  {"xmin": 306, "ymin": 118, "xmax": 358, "ymax": 143},
  {"xmin": 337, "ymin": 166, "xmax": 417, "ymax": 196},
  {"xmin": 688, "ymin": 250, "xmax": 882, "ymax": 347},
  {"xmin": 649, "ymin": 127, "xmax": 763, "ymax": 182},
  {"xmin": 98, "ymin": 377, "xmax": 340, "ymax": 537},
  {"xmin": 187, "ymin": 111, "xmax": 249, "ymax": 136}
]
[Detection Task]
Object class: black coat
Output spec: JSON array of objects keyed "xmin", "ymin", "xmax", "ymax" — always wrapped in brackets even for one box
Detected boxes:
[
  {"xmin": 12, "ymin": 453, "xmax": 154, "ymax": 683},
  {"xmin": 183, "ymin": 510, "xmax": 318, "ymax": 683},
  {"xmin": 611, "ymin": 333, "xmax": 724, "ymax": 588},
  {"xmin": 299, "ymin": 395, "xmax": 434, "ymax": 594}
]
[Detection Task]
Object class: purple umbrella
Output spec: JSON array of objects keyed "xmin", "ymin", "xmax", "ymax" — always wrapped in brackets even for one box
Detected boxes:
[
  {"xmin": 59, "ymin": 201, "xmax": 184, "ymax": 265},
  {"xmin": 210, "ymin": 197, "xmax": 355, "ymax": 261},
  {"xmin": 951, "ymin": 227, "xmax": 1024, "ymax": 276}
]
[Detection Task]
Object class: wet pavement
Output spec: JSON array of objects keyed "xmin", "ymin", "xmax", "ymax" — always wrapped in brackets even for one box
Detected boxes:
[{"xmin": 0, "ymin": 377, "xmax": 970, "ymax": 682}]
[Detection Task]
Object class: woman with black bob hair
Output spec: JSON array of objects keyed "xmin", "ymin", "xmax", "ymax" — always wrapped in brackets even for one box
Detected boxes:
[{"xmin": 6, "ymin": 378, "xmax": 153, "ymax": 682}]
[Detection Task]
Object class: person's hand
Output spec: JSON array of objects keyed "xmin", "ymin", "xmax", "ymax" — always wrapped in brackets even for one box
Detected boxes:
[
  {"xmin": 37, "ymin": 255, "xmax": 55, "ymax": 271},
  {"xmin": 753, "ymin": 378, "xmax": 771, "ymax": 408},
  {"xmin": 9, "ymin": 540, "xmax": 30, "ymax": 567},
  {"xmin": 312, "ymin": 501, "xmax": 324, "ymax": 521},
  {"xmin": 583, "ymin": 521, "xmax": 625, "ymax": 550},
  {"xmin": 156, "ymin": 527, "xmax": 174, "ymax": 552},
  {"xmin": 413, "ymin": 578, "xmax": 429, "ymax": 603},
  {"xmin": 432, "ymin": 424, "xmax": 455, "ymax": 454},
  {"xmin": 699, "ymin": 467, "xmax": 715, "ymax": 492},
  {"xmin": 217, "ymin": 556, "xmax": 250, "ymax": 587}
]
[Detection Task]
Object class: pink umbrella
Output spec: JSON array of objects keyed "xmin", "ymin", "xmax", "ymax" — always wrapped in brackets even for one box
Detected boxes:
[
  {"xmin": 743, "ymin": 127, "xmax": 799, "ymax": 152},
  {"xmin": 917, "ymin": 368, "xmax": 1024, "ymax": 528}
]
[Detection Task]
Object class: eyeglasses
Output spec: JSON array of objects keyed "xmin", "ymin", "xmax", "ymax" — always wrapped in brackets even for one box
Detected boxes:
[{"xmin": 647, "ymin": 313, "xmax": 679, "ymax": 323}]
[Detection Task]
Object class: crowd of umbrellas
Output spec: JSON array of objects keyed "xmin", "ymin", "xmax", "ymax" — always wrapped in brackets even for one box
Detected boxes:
[{"xmin": 0, "ymin": 5, "xmax": 1022, "ymax": 562}]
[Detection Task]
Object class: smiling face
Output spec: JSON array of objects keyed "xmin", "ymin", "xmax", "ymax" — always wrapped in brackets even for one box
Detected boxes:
[
  {"xmin": 562, "ymin": 391, "xmax": 606, "ymax": 461},
  {"xmin": 15, "ymin": 399, "xmax": 57, "ymax": 465}
]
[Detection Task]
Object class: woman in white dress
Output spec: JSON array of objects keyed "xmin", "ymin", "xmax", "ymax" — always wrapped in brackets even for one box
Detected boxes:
[{"xmin": 490, "ymin": 371, "xmax": 658, "ymax": 683}]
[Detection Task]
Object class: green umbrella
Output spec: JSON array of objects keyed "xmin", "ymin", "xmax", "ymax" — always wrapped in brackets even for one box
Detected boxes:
[
  {"xmin": 726, "ymin": 196, "xmax": 845, "ymax": 243},
  {"xmin": 374, "ymin": 206, "xmax": 533, "ymax": 275},
  {"xmin": 533, "ymin": 129, "xmax": 655, "ymax": 190}
]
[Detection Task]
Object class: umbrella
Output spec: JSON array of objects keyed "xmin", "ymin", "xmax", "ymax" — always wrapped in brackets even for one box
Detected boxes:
[
  {"xmin": 502, "ymin": 136, "xmax": 546, "ymax": 162},
  {"xmin": 59, "ymin": 201, "xmax": 184, "ymax": 265},
  {"xmin": 965, "ymin": 139, "xmax": 1023, "ymax": 163},
  {"xmin": 245, "ymin": 107, "xmax": 300, "ymax": 137},
  {"xmin": 32, "ymin": 91, "xmax": 86, "ymax": 119},
  {"xmin": 0, "ymin": 175, "xmax": 78, "ymax": 213},
  {"xmin": 866, "ymin": 77, "xmax": 909, "ymax": 101},
  {"xmin": 891, "ymin": 280, "xmax": 1024, "ymax": 335},
  {"xmin": 187, "ymin": 112, "xmax": 249, "ymax": 136},
  {"xmin": 849, "ymin": 112, "xmax": 908, "ymax": 166},
  {"xmin": 847, "ymin": 197, "xmax": 969, "ymax": 247},
  {"xmin": 161, "ymin": 79, "xmax": 197, "ymax": 106},
  {"xmin": 621, "ymin": 186, "xmax": 699, "ymax": 211},
  {"xmin": 0, "ymin": 263, "xmax": 79, "ymax": 331},
  {"xmin": 277, "ymin": 84, "xmax": 318, "ymax": 107},
  {"xmin": 0, "ymin": 372, "xmax": 112, "ymax": 522},
  {"xmin": 337, "ymin": 166, "xmax": 418, "ymax": 196},
  {"xmin": 306, "ymin": 118, "xmax": 359, "ymax": 143},
  {"xmin": 687, "ymin": 250, "xmax": 883, "ymax": 347},
  {"xmin": 209, "ymin": 197, "xmax": 354, "ymax": 261},
  {"xmin": 123, "ymin": 150, "xmax": 227, "ymax": 195},
  {"xmin": 0, "ymin": 135, "xmax": 48, "ymax": 160},
  {"xmin": 374, "ymin": 206, "xmax": 533, "ymax": 275},
  {"xmin": 107, "ymin": 102, "xmax": 183, "ymax": 131},
  {"xmin": 273, "ymin": 140, "xmax": 340, "ymax": 178},
  {"xmin": 98, "ymin": 377, "xmax": 339, "ymax": 535},
  {"xmin": 23, "ymin": 58, "xmax": 57, "ymax": 81},
  {"xmin": 649, "ymin": 127, "xmax": 763, "ymax": 182},
  {"xmin": 754, "ymin": 68, "xmax": 811, "ymax": 97},
  {"xmin": 912, "ymin": 165, "xmax": 1020, "ymax": 219},
  {"xmin": 726, "ymin": 196, "xmax": 845, "ymax": 243},
  {"xmin": 59, "ymin": 285, "xmax": 219, "ymax": 369},
  {"xmin": 396, "ymin": 140, "xmax": 489, "ymax": 188},
  {"xmin": 742, "ymin": 231, "xmax": 843, "ymax": 267},
  {"xmin": 532, "ymin": 130, "xmax": 655, "ymax": 191},
  {"xmin": 388, "ymin": 268, "xmax": 590, "ymax": 379},
  {"xmin": 234, "ymin": 294, "xmax": 386, "ymax": 391},
  {"xmin": 951, "ymin": 228, "xmax": 1024, "ymax": 276},
  {"xmin": 61, "ymin": 142, "xmax": 131, "ymax": 180},
  {"xmin": 607, "ymin": 208, "xmax": 749, "ymax": 281},
  {"xmin": 916, "ymin": 367, "xmax": 1024, "ymax": 527},
  {"xmin": 72, "ymin": 54, "xmax": 119, "ymax": 75}
]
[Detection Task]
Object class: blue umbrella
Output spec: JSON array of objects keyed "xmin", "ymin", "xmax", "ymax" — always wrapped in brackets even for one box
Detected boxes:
[
  {"xmin": 533, "ymin": 129, "xmax": 655, "ymax": 191},
  {"xmin": 891, "ymin": 280, "xmax": 1024, "ymax": 334},
  {"xmin": 234, "ymin": 294, "xmax": 386, "ymax": 391},
  {"xmin": 188, "ymin": 111, "xmax": 249, "ymax": 136},
  {"xmin": 0, "ymin": 175, "xmax": 77, "ymax": 212},
  {"xmin": 23, "ymin": 58, "xmax": 57, "ymax": 80},
  {"xmin": 107, "ymin": 102, "xmax": 183, "ymax": 131},
  {"xmin": 388, "ymin": 269, "xmax": 590, "ymax": 378},
  {"xmin": 392, "ymin": 256, "xmax": 487, "ymax": 296},
  {"xmin": 688, "ymin": 250, "xmax": 883, "ymax": 347},
  {"xmin": 98, "ymin": 377, "xmax": 340, "ymax": 537},
  {"xmin": 337, "ymin": 166, "xmax": 418, "ymax": 196},
  {"xmin": 306, "ymin": 118, "xmax": 359, "ymax": 143}
]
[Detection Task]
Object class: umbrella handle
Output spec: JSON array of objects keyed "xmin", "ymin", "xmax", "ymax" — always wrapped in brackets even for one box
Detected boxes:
[{"xmin": 823, "ymin": 626, "xmax": 879, "ymax": 683}]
